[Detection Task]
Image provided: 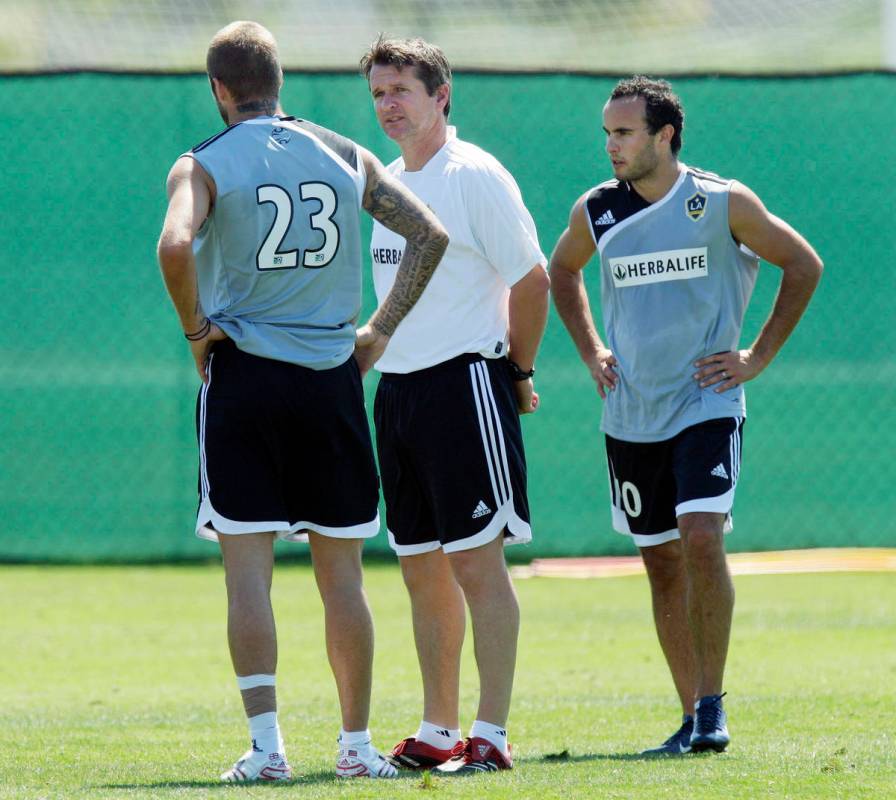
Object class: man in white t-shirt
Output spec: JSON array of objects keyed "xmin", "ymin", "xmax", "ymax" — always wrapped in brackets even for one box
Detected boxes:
[{"xmin": 359, "ymin": 36, "xmax": 550, "ymax": 775}]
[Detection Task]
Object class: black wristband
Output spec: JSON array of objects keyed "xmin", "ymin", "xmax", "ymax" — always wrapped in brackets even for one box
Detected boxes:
[
  {"xmin": 184, "ymin": 318, "xmax": 211, "ymax": 341},
  {"xmin": 506, "ymin": 358, "xmax": 535, "ymax": 381}
]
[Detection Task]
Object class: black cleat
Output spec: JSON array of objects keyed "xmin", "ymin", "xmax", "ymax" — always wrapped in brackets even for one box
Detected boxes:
[
  {"xmin": 640, "ymin": 715, "xmax": 694, "ymax": 756},
  {"xmin": 690, "ymin": 693, "xmax": 730, "ymax": 753}
]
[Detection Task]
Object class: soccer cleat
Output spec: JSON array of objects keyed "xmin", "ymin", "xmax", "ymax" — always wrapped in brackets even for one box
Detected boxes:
[
  {"xmin": 336, "ymin": 741, "xmax": 399, "ymax": 778},
  {"xmin": 640, "ymin": 715, "xmax": 694, "ymax": 756},
  {"xmin": 432, "ymin": 736, "xmax": 513, "ymax": 775},
  {"xmin": 220, "ymin": 746, "xmax": 292, "ymax": 782},
  {"xmin": 690, "ymin": 693, "xmax": 730, "ymax": 753},
  {"xmin": 388, "ymin": 736, "xmax": 466, "ymax": 769}
]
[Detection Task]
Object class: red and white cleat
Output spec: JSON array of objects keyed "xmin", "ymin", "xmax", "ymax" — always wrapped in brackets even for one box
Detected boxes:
[
  {"xmin": 336, "ymin": 742, "xmax": 398, "ymax": 778},
  {"xmin": 388, "ymin": 736, "xmax": 465, "ymax": 769},
  {"xmin": 433, "ymin": 737, "xmax": 513, "ymax": 775},
  {"xmin": 220, "ymin": 748, "xmax": 292, "ymax": 782}
]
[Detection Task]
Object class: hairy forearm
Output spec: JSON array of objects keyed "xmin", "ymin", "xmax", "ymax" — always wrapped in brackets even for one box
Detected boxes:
[
  {"xmin": 158, "ymin": 242, "xmax": 206, "ymax": 332},
  {"xmin": 508, "ymin": 269, "xmax": 550, "ymax": 370},
  {"xmin": 550, "ymin": 263, "xmax": 606, "ymax": 363},
  {"xmin": 750, "ymin": 257, "xmax": 822, "ymax": 368}
]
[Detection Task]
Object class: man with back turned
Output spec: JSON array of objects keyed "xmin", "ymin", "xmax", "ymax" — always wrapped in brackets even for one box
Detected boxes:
[{"xmin": 157, "ymin": 20, "xmax": 448, "ymax": 782}]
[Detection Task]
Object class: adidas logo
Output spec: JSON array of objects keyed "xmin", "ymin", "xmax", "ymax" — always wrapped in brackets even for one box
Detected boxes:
[
  {"xmin": 436, "ymin": 729, "xmax": 451, "ymax": 738},
  {"xmin": 471, "ymin": 500, "xmax": 492, "ymax": 519},
  {"xmin": 711, "ymin": 463, "xmax": 729, "ymax": 479},
  {"xmin": 595, "ymin": 209, "xmax": 616, "ymax": 226},
  {"xmin": 477, "ymin": 744, "xmax": 491, "ymax": 757}
]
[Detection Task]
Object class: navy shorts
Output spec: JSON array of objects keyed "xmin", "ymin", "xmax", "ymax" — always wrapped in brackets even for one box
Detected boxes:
[
  {"xmin": 195, "ymin": 340, "xmax": 379, "ymax": 542},
  {"xmin": 374, "ymin": 354, "xmax": 531, "ymax": 555},
  {"xmin": 605, "ymin": 417, "xmax": 744, "ymax": 548}
]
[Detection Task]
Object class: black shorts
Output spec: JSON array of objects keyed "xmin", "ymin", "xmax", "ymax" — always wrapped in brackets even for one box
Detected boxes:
[
  {"xmin": 195, "ymin": 340, "xmax": 379, "ymax": 542},
  {"xmin": 374, "ymin": 354, "xmax": 531, "ymax": 555},
  {"xmin": 605, "ymin": 417, "xmax": 744, "ymax": 548}
]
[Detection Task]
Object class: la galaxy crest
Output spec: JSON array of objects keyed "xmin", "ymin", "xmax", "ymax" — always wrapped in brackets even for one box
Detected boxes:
[{"xmin": 685, "ymin": 191, "xmax": 707, "ymax": 221}]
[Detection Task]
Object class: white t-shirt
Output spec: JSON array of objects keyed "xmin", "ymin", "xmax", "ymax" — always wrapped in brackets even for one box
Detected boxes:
[{"xmin": 370, "ymin": 127, "xmax": 546, "ymax": 373}]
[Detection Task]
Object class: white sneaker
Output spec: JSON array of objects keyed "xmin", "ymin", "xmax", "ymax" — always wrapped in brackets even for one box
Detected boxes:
[
  {"xmin": 336, "ymin": 741, "xmax": 398, "ymax": 779},
  {"xmin": 220, "ymin": 747, "xmax": 293, "ymax": 782}
]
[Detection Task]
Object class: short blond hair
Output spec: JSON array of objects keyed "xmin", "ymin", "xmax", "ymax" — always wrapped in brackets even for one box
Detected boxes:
[{"xmin": 206, "ymin": 21, "xmax": 282, "ymax": 104}]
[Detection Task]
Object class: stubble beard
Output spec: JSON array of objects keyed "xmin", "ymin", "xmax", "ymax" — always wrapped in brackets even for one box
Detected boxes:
[
  {"xmin": 215, "ymin": 99, "xmax": 230, "ymax": 125},
  {"xmin": 617, "ymin": 145, "xmax": 660, "ymax": 184}
]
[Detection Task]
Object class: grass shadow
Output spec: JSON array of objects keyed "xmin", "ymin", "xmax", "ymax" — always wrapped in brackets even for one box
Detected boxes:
[
  {"xmin": 522, "ymin": 750, "xmax": 712, "ymax": 764},
  {"xmin": 98, "ymin": 769, "xmax": 427, "ymax": 790}
]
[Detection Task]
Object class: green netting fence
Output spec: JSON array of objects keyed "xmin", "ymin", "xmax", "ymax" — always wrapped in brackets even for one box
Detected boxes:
[{"xmin": 1, "ymin": 72, "xmax": 893, "ymax": 561}]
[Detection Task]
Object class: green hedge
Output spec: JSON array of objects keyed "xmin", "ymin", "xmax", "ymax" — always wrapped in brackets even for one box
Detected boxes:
[{"xmin": 0, "ymin": 72, "xmax": 892, "ymax": 561}]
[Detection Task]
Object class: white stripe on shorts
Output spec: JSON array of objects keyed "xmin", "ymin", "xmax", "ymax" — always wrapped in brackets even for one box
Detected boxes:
[
  {"xmin": 476, "ymin": 362, "xmax": 513, "ymax": 502},
  {"xmin": 733, "ymin": 417, "xmax": 743, "ymax": 484},
  {"xmin": 198, "ymin": 352, "xmax": 214, "ymax": 499},
  {"xmin": 469, "ymin": 362, "xmax": 511, "ymax": 509}
]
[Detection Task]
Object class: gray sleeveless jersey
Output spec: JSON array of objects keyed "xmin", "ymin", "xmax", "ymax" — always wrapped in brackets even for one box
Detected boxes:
[
  {"xmin": 585, "ymin": 166, "xmax": 759, "ymax": 442},
  {"xmin": 188, "ymin": 116, "xmax": 366, "ymax": 369}
]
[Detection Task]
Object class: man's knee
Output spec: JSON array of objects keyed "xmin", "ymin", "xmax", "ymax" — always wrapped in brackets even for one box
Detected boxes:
[
  {"xmin": 678, "ymin": 513, "xmax": 728, "ymax": 574},
  {"xmin": 678, "ymin": 513, "xmax": 724, "ymax": 548},
  {"xmin": 640, "ymin": 540, "xmax": 684, "ymax": 590},
  {"xmin": 448, "ymin": 539, "xmax": 506, "ymax": 594},
  {"xmin": 399, "ymin": 549, "xmax": 451, "ymax": 596},
  {"xmin": 310, "ymin": 535, "xmax": 364, "ymax": 596}
]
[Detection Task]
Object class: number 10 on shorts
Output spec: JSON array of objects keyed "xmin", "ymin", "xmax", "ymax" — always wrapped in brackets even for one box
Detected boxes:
[{"xmin": 613, "ymin": 477, "xmax": 642, "ymax": 517}]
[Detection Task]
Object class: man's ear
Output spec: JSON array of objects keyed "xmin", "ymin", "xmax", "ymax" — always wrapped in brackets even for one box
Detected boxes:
[
  {"xmin": 658, "ymin": 123, "xmax": 674, "ymax": 148},
  {"xmin": 210, "ymin": 77, "xmax": 232, "ymax": 104},
  {"xmin": 436, "ymin": 83, "xmax": 450, "ymax": 112}
]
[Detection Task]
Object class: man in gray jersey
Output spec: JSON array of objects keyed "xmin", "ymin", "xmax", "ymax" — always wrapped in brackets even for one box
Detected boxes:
[
  {"xmin": 157, "ymin": 21, "xmax": 448, "ymax": 782},
  {"xmin": 550, "ymin": 76, "xmax": 822, "ymax": 754}
]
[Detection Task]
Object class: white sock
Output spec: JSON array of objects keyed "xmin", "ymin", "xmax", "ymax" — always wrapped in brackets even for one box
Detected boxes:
[
  {"xmin": 415, "ymin": 720, "xmax": 462, "ymax": 749},
  {"xmin": 249, "ymin": 711, "xmax": 282, "ymax": 755},
  {"xmin": 470, "ymin": 720, "xmax": 508, "ymax": 754},
  {"xmin": 339, "ymin": 728, "xmax": 371, "ymax": 748}
]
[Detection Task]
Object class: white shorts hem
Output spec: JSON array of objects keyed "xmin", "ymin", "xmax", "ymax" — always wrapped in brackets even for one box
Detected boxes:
[
  {"xmin": 615, "ymin": 527, "xmax": 681, "ymax": 548},
  {"xmin": 388, "ymin": 530, "xmax": 443, "ymax": 557},
  {"xmin": 675, "ymin": 488, "xmax": 735, "ymax": 517},
  {"xmin": 442, "ymin": 499, "xmax": 532, "ymax": 554},
  {"xmin": 386, "ymin": 499, "xmax": 532, "ymax": 556},
  {"xmin": 196, "ymin": 499, "xmax": 380, "ymax": 542}
]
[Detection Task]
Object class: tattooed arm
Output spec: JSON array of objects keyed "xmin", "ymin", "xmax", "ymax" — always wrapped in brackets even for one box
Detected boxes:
[{"xmin": 353, "ymin": 148, "xmax": 449, "ymax": 375}]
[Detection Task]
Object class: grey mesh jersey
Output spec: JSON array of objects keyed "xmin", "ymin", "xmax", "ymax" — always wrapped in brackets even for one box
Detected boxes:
[
  {"xmin": 188, "ymin": 116, "xmax": 366, "ymax": 369},
  {"xmin": 586, "ymin": 166, "xmax": 759, "ymax": 442}
]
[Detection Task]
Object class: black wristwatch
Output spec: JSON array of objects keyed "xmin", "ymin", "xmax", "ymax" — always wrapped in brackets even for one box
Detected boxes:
[{"xmin": 506, "ymin": 358, "xmax": 535, "ymax": 381}]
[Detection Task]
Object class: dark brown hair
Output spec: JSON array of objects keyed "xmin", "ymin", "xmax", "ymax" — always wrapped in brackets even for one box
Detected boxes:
[
  {"xmin": 610, "ymin": 76, "xmax": 684, "ymax": 154},
  {"xmin": 359, "ymin": 34, "xmax": 452, "ymax": 117}
]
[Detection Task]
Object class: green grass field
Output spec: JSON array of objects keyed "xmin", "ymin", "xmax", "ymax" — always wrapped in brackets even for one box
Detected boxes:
[{"xmin": 2, "ymin": 564, "xmax": 894, "ymax": 799}]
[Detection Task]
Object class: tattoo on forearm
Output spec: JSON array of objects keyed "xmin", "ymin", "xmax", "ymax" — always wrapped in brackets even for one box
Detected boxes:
[
  {"xmin": 365, "ymin": 168, "xmax": 448, "ymax": 337},
  {"xmin": 372, "ymin": 235, "xmax": 446, "ymax": 336}
]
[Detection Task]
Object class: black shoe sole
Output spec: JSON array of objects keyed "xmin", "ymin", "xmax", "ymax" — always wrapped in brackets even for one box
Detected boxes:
[
  {"xmin": 690, "ymin": 740, "xmax": 729, "ymax": 753},
  {"xmin": 387, "ymin": 756, "xmax": 447, "ymax": 770}
]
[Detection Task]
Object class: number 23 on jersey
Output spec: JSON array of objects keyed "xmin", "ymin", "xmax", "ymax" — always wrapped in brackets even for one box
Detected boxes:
[{"xmin": 256, "ymin": 182, "xmax": 340, "ymax": 271}]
